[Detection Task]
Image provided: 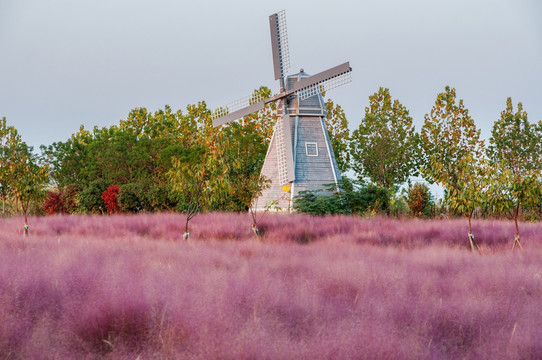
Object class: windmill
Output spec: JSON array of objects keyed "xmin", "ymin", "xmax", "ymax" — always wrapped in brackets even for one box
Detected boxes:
[{"xmin": 212, "ymin": 10, "xmax": 352, "ymax": 212}]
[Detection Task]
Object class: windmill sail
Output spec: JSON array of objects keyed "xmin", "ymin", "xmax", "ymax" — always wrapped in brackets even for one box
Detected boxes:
[
  {"xmin": 269, "ymin": 10, "xmax": 290, "ymax": 82},
  {"xmin": 211, "ymin": 62, "xmax": 352, "ymax": 127},
  {"xmin": 293, "ymin": 62, "xmax": 352, "ymax": 100},
  {"xmin": 212, "ymin": 100, "xmax": 265, "ymax": 128}
]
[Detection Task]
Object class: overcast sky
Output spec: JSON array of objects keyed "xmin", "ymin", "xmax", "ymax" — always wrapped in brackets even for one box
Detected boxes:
[{"xmin": 1, "ymin": 0, "xmax": 541, "ymax": 153}]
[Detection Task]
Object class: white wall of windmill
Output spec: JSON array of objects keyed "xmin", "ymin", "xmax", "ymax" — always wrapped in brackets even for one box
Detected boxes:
[{"xmin": 253, "ymin": 119, "xmax": 293, "ymax": 212}]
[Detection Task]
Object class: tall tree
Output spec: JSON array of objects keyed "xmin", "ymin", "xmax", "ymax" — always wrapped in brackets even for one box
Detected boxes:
[
  {"xmin": 487, "ymin": 98, "xmax": 542, "ymax": 249},
  {"xmin": 168, "ymin": 151, "xmax": 230, "ymax": 240},
  {"xmin": 168, "ymin": 101, "xmax": 225, "ymax": 238},
  {"xmin": 216, "ymin": 121, "xmax": 268, "ymax": 211},
  {"xmin": 446, "ymin": 155, "xmax": 488, "ymax": 252},
  {"xmin": 11, "ymin": 142, "xmax": 48, "ymax": 235},
  {"xmin": 420, "ymin": 86, "xmax": 484, "ymax": 191},
  {"xmin": 0, "ymin": 117, "xmax": 23, "ymax": 215},
  {"xmin": 324, "ymin": 98, "xmax": 350, "ymax": 173},
  {"xmin": 350, "ymin": 87, "xmax": 418, "ymax": 189},
  {"xmin": 420, "ymin": 86, "xmax": 486, "ymax": 251}
]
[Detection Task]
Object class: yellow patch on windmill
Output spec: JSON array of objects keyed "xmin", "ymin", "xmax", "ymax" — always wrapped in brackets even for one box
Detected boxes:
[{"xmin": 282, "ymin": 185, "xmax": 290, "ymax": 192}]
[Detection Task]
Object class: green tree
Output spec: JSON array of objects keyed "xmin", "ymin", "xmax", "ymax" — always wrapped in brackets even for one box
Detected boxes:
[
  {"xmin": 240, "ymin": 86, "xmax": 276, "ymax": 145},
  {"xmin": 78, "ymin": 179, "xmax": 110, "ymax": 214},
  {"xmin": 118, "ymin": 183, "xmax": 144, "ymax": 213},
  {"xmin": 167, "ymin": 101, "xmax": 221, "ymax": 238},
  {"xmin": 39, "ymin": 90, "xmax": 282, "ymax": 218},
  {"xmin": 420, "ymin": 86, "xmax": 484, "ymax": 190},
  {"xmin": 324, "ymin": 97, "xmax": 350, "ymax": 173},
  {"xmin": 10, "ymin": 142, "xmax": 48, "ymax": 235},
  {"xmin": 420, "ymin": 86, "xmax": 486, "ymax": 251},
  {"xmin": 0, "ymin": 117, "xmax": 23, "ymax": 215},
  {"xmin": 446, "ymin": 156, "xmax": 488, "ymax": 252},
  {"xmin": 218, "ymin": 121, "xmax": 271, "ymax": 236},
  {"xmin": 40, "ymin": 126, "xmax": 94, "ymax": 190},
  {"xmin": 215, "ymin": 121, "xmax": 268, "ymax": 211},
  {"xmin": 487, "ymin": 98, "xmax": 542, "ymax": 249},
  {"xmin": 168, "ymin": 155, "xmax": 229, "ymax": 240},
  {"xmin": 40, "ymin": 105, "xmax": 200, "ymax": 212},
  {"xmin": 350, "ymin": 87, "xmax": 418, "ymax": 190}
]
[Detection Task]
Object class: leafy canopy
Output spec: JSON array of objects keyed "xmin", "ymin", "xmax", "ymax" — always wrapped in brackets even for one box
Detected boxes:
[
  {"xmin": 350, "ymin": 87, "xmax": 418, "ymax": 189},
  {"xmin": 420, "ymin": 86, "xmax": 484, "ymax": 192},
  {"xmin": 486, "ymin": 98, "xmax": 542, "ymax": 244}
]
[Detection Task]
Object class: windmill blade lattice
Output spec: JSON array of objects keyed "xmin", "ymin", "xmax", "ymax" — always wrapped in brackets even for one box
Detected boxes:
[
  {"xmin": 211, "ymin": 92, "xmax": 267, "ymax": 120},
  {"xmin": 269, "ymin": 10, "xmax": 290, "ymax": 82},
  {"xmin": 296, "ymin": 70, "xmax": 352, "ymax": 100}
]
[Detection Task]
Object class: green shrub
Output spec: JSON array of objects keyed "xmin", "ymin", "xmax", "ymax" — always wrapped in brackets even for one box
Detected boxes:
[
  {"xmin": 293, "ymin": 179, "xmax": 390, "ymax": 216},
  {"xmin": 78, "ymin": 179, "xmax": 110, "ymax": 214},
  {"xmin": 293, "ymin": 190, "xmax": 347, "ymax": 215},
  {"xmin": 118, "ymin": 183, "xmax": 143, "ymax": 213},
  {"xmin": 144, "ymin": 183, "xmax": 179, "ymax": 212}
]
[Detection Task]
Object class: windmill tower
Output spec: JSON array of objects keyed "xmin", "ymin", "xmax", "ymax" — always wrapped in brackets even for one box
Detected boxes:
[{"xmin": 212, "ymin": 10, "xmax": 352, "ymax": 212}]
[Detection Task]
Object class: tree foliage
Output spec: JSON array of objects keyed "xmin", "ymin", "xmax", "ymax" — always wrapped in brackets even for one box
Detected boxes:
[
  {"xmin": 102, "ymin": 185, "xmax": 120, "ymax": 214},
  {"xmin": 419, "ymin": 86, "xmax": 486, "ymax": 250},
  {"xmin": 324, "ymin": 97, "xmax": 350, "ymax": 173},
  {"xmin": 40, "ymin": 88, "xmax": 277, "ymax": 218},
  {"xmin": 78, "ymin": 179, "xmax": 110, "ymax": 214},
  {"xmin": 487, "ymin": 98, "xmax": 542, "ymax": 248},
  {"xmin": 42, "ymin": 192, "xmax": 64, "ymax": 215},
  {"xmin": 3, "ymin": 84, "xmax": 540, "ymax": 243},
  {"xmin": 293, "ymin": 179, "xmax": 390, "ymax": 216},
  {"xmin": 0, "ymin": 117, "xmax": 24, "ymax": 215},
  {"xmin": 406, "ymin": 183, "xmax": 434, "ymax": 218},
  {"xmin": 420, "ymin": 86, "xmax": 484, "ymax": 191},
  {"xmin": 350, "ymin": 88, "xmax": 418, "ymax": 189},
  {"xmin": 10, "ymin": 141, "xmax": 48, "ymax": 234},
  {"xmin": 168, "ymin": 159, "xmax": 213, "ymax": 238}
]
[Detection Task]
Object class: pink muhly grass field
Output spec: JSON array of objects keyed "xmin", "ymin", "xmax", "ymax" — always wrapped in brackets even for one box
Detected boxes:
[{"xmin": 1, "ymin": 213, "xmax": 541, "ymax": 359}]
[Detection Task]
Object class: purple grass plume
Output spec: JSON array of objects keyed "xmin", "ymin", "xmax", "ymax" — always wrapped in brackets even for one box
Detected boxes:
[{"xmin": 0, "ymin": 213, "xmax": 541, "ymax": 359}]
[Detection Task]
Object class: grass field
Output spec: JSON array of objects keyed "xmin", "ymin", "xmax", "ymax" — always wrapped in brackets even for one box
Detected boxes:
[{"xmin": 1, "ymin": 213, "xmax": 541, "ymax": 359}]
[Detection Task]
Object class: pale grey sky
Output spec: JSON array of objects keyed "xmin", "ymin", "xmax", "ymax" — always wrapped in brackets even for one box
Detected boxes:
[{"xmin": 1, "ymin": 0, "xmax": 541, "ymax": 152}]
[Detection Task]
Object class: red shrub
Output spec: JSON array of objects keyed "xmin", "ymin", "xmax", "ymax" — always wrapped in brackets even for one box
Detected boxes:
[
  {"xmin": 101, "ymin": 185, "xmax": 120, "ymax": 214},
  {"xmin": 41, "ymin": 192, "xmax": 64, "ymax": 215}
]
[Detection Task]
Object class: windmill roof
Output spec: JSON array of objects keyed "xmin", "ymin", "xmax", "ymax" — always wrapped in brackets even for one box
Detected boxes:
[{"xmin": 287, "ymin": 69, "xmax": 311, "ymax": 78}]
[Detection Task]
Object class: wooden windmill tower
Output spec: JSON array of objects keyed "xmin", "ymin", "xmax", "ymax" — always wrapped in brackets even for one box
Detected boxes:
[{"xmin": 212, "ymin": 10, "xmax": 352, "ymax": 212}]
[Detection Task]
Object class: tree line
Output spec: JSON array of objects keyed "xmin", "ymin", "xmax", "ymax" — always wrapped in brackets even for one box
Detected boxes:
[
  {"xmin": 1, "ymin": 86, "xmax": 541, "ymax": 246},
  {"xmin": 297, "ymin": 86, "xmax": 542, "ymax": 249}
]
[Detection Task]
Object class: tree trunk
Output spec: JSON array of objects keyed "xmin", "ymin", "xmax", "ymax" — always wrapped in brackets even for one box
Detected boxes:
[
  {"xmin": 23, "ymin": 205, "xmax": 29, "ymax": 236},
  {"xmin": 467, "ymin": 211, "xmax": 480, "ymax": 253},
  {"xmin": 183, "ymin": 217, "xmax": 190, "ymax": 241},
  {"xmin": 512, "ymin": 204, "xmax": 523, "ymax": 250}
]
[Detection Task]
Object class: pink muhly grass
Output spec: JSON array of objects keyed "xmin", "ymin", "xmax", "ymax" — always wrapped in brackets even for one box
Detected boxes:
[{"xmin": 0, "ymin": 213, "xmax": 541, "ymax": 358}]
